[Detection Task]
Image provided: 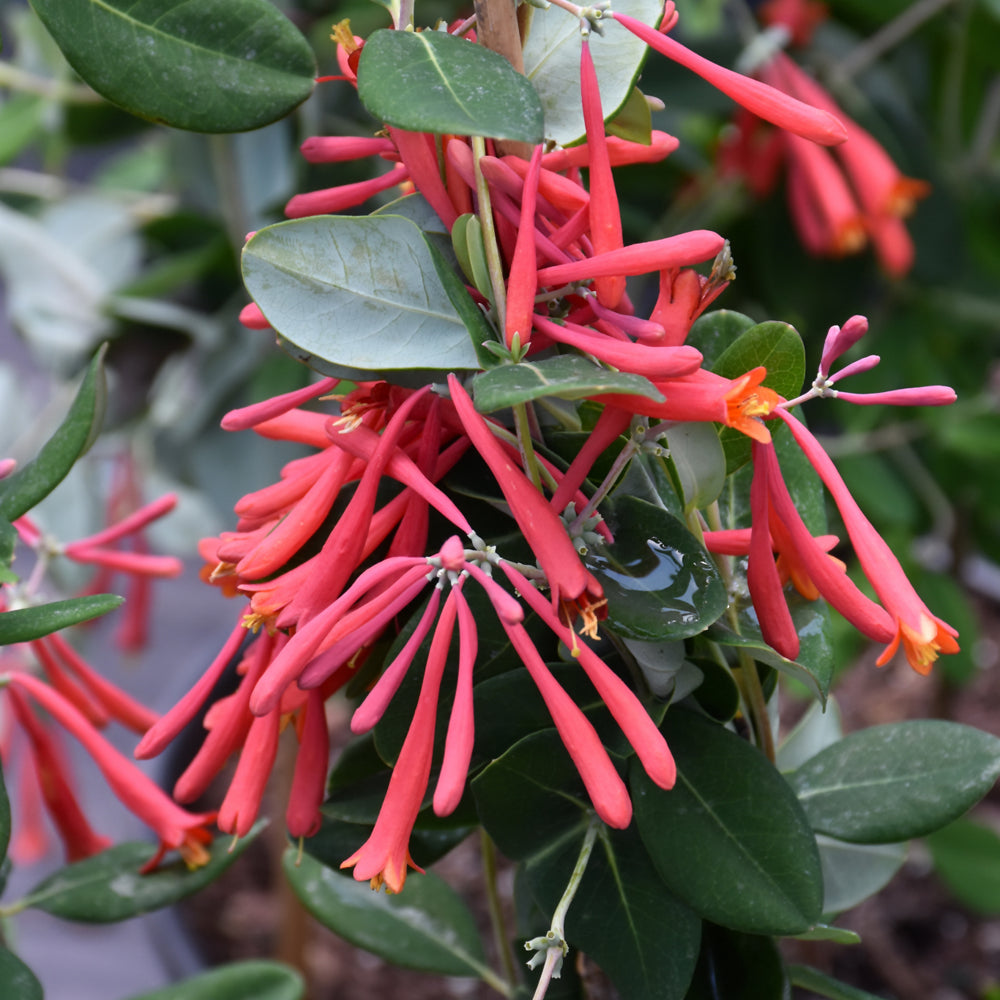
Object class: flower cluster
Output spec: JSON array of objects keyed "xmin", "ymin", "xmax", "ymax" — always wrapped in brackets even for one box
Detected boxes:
[{"xmin": 141, "ymin": 0, "xmax": 959, "ymax": 895}]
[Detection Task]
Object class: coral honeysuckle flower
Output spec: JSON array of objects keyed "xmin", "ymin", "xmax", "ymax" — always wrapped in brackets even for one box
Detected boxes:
[
  {"xmin": 504, "ymin": 145, "xmax": 543, "ymax": 349},
  {"xmin": 612, "ymin": 11, "xmax": 847, "ymax": 146},
  {"xmin": 776, "ymin": 409, "xmax": 959, "ymax": 673},
  {"xmin": 4, "ymin": 672, "xmax": 215, "ymax": 872},
  {"xmin": 597, "ymin": 367, "xmax": 781, "ymax": 444}
]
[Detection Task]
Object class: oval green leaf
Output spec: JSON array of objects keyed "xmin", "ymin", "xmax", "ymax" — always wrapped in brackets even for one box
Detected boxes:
[
  {"xmin": 684, "ymin": 924, "xmax": 788, "ymax": 1000},
  {"xmin": 358, "ymin": 29, "xmax": 543, "ymax": 143},
  {"xmin": 686, "ymin": 309, "xmax": 756, "ymax": 371},
  {"xmin": 816, "ymin": 835, "xmax": 906, "ymax": 916},
  {"xmin": 787, "ymin": 720, "xmax": 1000, "ymax": 844},
  {"xmin": 0, "ymin": 346, "xmax": 107, "ymax": 521},
  {"xmin": 281, "ymin": 848, "xmax": 490, "ymax": 979},
  {"xmin": 243, "ymin": 215, "xmax": 483, "ymax": 379},
  {"xmin": 473, "ymin": 355, "xmax": 664, "ymax": 412},
  {"xmin": 27, "ymin": 0, "xmax": 316, "ymax": 132},
  {"xmin": 526, "ymin": 825, "xmax": 701, "ymax": 1000},
  {"xmin": 23, "ymin": 822, "xmax": 265, "ymax": 922},
  {"xmin": 926, "ymin": 818, "xmax": 1000, "ymax": 916},
  {"xmin": 584, "ymin": 496, "xmax": 727, "ymax": 642},
  {"xmin": 0, "ymin": 947, "xmax": 42, "ymax": 1000},
  {"xmin": 522, "ymin": 0, "xmax": 663, "ymax": 145},
  {"xmin": 632, "ymin": 709, "xmax": 823, "ymax": 935},
  {"xmin": 124, "ymin": 962, "xmax": 303, "ymax": 1000},
  {"xmin": 0, "ymin": 594, "xmax": 124, "ymax": 645}
]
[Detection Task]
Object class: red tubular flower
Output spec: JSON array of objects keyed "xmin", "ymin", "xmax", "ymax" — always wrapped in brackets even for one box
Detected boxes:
[
  {"xmin": 776, "ymin": 410, "xmax": 959, "ymax": 673},
  {"xmin": 7, "ymin": 687, "xmax": 112, "ymax": 862},
  {"xmin": 221, "ymin": 377, "xmax": 340, "ymax": 432},
  {"xmin": 341, "ymin": 589, "xmax": 459, "ymax": 893},
  {"xmin": 447, "ymin": 375, "xmax": 591, "ymax": 604},
  {"xmin": 612, "ymin": 12, "xmax": 846, "ymax": 145},
  {"xmin": 286, "ymin": 689, "xmax": 331, "ymax": 838},
  {"xmin": 4, "ymin": 672, "xmax": 215, "ymax": 872},
  {"xmin": 535, "ymin": 230, "xmax": 725, "ymax": 286},
  {"xmin": 217, "ymin": 708, "xmax": 281, "ymax": 838},
  {"xmin": 504, "ymin": 145, "xmax": 543, "ymax": 348},
  {"xmin": 285, "ymin": 164, "xmax": 409, "ymax": 219},
  {"xmin": 541, "ymin": 131, "xmax": 680, "ymax": 172},
  {"xmin": 580, "ymin": 38, "xmax": 626, "ymax": 308},
  {"xmin": 388, "ymin": 128, "xmax": 459, "ymax": 230}
]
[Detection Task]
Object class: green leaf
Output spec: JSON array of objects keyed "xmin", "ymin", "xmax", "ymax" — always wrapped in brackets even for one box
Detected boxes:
[
  {"xmin": 473, "ymin": 355, "xmax": 664, "ymax": 412},
  {"xmin": 357, "ymin": 29, "xmax": 543, "ymax": 143},
  {"xmin": 926, "ymin": 818, "xmax": 1000, "ymax": 915},
  {"xmin": 712, "ymin": 321, "xmax": 805, "ymax": 473},
  {"xmin": 281, "ymin": 848, "xmax": 491, "ymax": 979},
  {"xmin": 522, "ymin": 0, "xmax": 662, "ymax": 146},
  {"xmin": 663, "ymin": 422, "xmax": 726, "ymax": 512},
  {"xmin": 124, "ymin": 961, "xmax": 304, "ymax": 1000},
  {"xmin": 526, "ymin": 825, "xmax": 701, "ymax": 1000},
  {"xmin": 632, "ymin": 709, "xmax": 823, "ymax": 935},
  {"xmin": 0, "ymin": 594, "xmax": 124, "ymax": 645},
  {"xmin": 710, "ymin": 596, "xmax": 834, "ymax": 704},
  {"xmin": 816, "ymin": 835, "xmax": 906, "ymax": 915},
  {"xmin": 0, "ymin": 95, "xmax": 45, "ymax": 166},
  {"xmin": 27, "ymin": 0, "xmax": 315, "ymax": 133},
  {"xmin": 776, "ymin": 698, "xmax": 843, "ymax": 773},
  {"xmin": 787, "ymin": 721, "xmax": 1000, "ymax": 843},
  {"xmin": 0, "ymin": 764, "xmax": 9, "ymax": 866},
  {"xmin": 684, "ymin": 924, "xmax": 789, "ymax": 1000},
  {"xmin": 0, "ymin": 346, "xmax": 107, "ymax": 521},
  {"xmin": 242, "ymin": 215, "xmax": 482, "ymax": 380},
  {"xmin": 23, "ymin": 822, "xmax": 265, "ymax": 922},
  {"xmin": 472, "ymin": 730, "xmax": 593, "ymax": 862},
  {"xmin": 0, "ymin": 947, "xmax": 42, "ymax": 1000},
  {"xmin": 606, "ymin": 86, "xmax": 653, "ymax": 145},
  {"xmin": 0, "ymin": 518, "xmax": 15, "ymax": 584},
  {"xmin": 584, "ymin": 496, "xmax": 727, "ymax": 642},
  {"xmin": 686, "ymin": 310, "xmax": 756, "ymax": 371},
  {"xmin": 788, "ymin": 964, "xmax": 889, "ymax": 1000}
]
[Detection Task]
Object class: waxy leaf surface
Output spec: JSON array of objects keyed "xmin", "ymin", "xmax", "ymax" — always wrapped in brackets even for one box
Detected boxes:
[
  {"xmin": 523, "ymin": 0, "xmax": 662, "ymax": 145},
  {"xmin": 24, "ymin": 822, "xmax": 264, "ymax": 922},
  {"xmin": 358, "ymin": 29, "xmax": 543, "ymax": 142},
  {"xmin": 0, "ymin": 595, "xmax": 124, "ymax": 645},
  {"xmin": 585, "ymin": 496, "xmax": 727, "ymax": 641},
  {"xmin": 0, "ymin": 346, "xmax": 106, "ymax": 521},
  {"xmin": 684, "ymin": 924, "xmax": 788, "ymax": 1000},
  {"xmin": 816, "ymin": 835, "xmax": 906, "ymax": 915},
  {"xmin": 28, "ymin": 0, "xmax": 316, "ymax": 132},
  {"xmin": 282, "ymin": 849, "xmax": 489, "ymax": 978},
  {"xmin": 0, "ymin": 948, "xmax": 42, "ymax": 1000},
  {"xmin": 125, "ymin": 962, "xmax": 303, "ymax": 1000},
  {"xmin": 633, "ymin": 709, "xmax": 823, "ymax": 935},
  {"xmin": 243, "ymin": 216, "xmax": 483, "ymax": 379},
  {"xmin": 473, "ymin": 355, "xmax": 663, "ymax": 412},
  {"xmin": 787, "ymin": 720, "xmax": 1000, "ymax": 843}
]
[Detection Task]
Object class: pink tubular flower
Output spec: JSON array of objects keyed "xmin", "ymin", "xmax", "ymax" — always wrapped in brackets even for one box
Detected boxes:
[
  {"xmin": 579, "ymin": 38, "xmax": 626, "ymax": 308},
  {"xmin": 612, "ymin": 12, "xmax": 846, "ymax": 146},
  {"xmin": 285, "ymin": 164, "xmax": 409, "ymax": 219},
  {"xmin": 447, "ymin": 375, "xmax": 591, "ymax": 604},
  {"xmin": 4, "ymin": 672, "xmax": 215, "ymax": 872},
  {"xmin": 341, "ymin": 589, "xmax": 460, "ymax": 893},
  {"xmin": 504, "ymin": 145, "xmax": 543, "ymax": 348},
  {"xmin": 776, "ymin": 410, "xmax": 959, "ymax": 673},
  {"xmin": 286, "ymin": 689, "xmax": 331, "ymax": 838}
]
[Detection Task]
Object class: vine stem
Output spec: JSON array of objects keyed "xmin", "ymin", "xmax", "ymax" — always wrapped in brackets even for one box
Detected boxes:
[
  {"xmin": 471, "ymin": 135, "xmax": 508, "ymax": 334},
  {"xmin": 525, "ymin": 815, "xmax": 601, "ymax": 1000},
  {"xmin": 481, "ymin": 830, "xmax": 520, "ymax": 989}
]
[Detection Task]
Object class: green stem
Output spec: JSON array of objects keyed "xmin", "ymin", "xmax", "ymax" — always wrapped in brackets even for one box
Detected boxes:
[
  {"xmin": 471, "ymin": 135, "xmax": 508, "ymax": 332},
  {"xmin": 525, "ymin": 815, "xmax": 601, "ymax": 1000},
  {"xmin": 513, "ymin": 403, "xmax": 544, "ymax": 490},
  {"xmin": 481, "ymin": 830, "xmax": 519, "ymax": 990},
  {"xmin": 736, "ymin": 647, "xmax": 775, "ymax": 762}
]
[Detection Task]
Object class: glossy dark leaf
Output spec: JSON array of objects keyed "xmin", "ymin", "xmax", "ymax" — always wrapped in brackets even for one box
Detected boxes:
[
  {"xmin": 633, "ymin": 710, "xmax": 823, "ymax": 935},
  {"xmin": 686, "ymin": 310, "xmax": 756, "ymax": 371},
  {"xmin": 525, "ymin": 825, "xmax": 701, "ymax": 1000},
  {"xmin": 0, "ymin": 346, "xmax": 107, "ymax": 521},
  {"xmin": 282, "ymin": 848, "xmax": 490, "ymax": 978},
  {"xmin": 788, "ymin": 721, "xmax": 1000, "ymax": 843},
  {"xmin": 684, "ymin": 923, "xmax": 789, "ymax": 1000},
  {"xmin": 584, "ymin": 496, "xmax": 727, "ymax": 642},
  {"xmin": 0, "ymin": 594, "xmax": 124, "ymax": 645},
  {"xmin": 27, "ymin": 0, "xmax": 315, "ymax": 132},
  {"xmin": 124, "ymin": 962, "xmax": 303, "ymax": 1000},
  {"xmin": 24, "ymin": 822, "xmax": 265, "ymax": 922},
  {"xmin": 788, "ymin": 964, "xmax": 887, "ymax": 1000},
  {"xmin": 358, "ymin": 29, "xmax": 543, "ymax": 143}
]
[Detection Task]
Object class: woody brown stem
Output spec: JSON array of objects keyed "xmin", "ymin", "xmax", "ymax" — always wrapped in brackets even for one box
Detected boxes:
[{"xmin": 474, "ymin": 0, "xmax": 534, "ymax": 158}]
